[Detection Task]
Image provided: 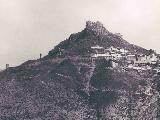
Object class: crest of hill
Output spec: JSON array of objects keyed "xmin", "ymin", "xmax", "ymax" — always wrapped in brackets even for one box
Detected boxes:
[{"xmin": 49, "ymin": 21, "xmax": 149, "ymax": 57}]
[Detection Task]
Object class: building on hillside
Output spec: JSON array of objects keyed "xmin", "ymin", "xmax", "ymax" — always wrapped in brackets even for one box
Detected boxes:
[
  {"xmin": 120, "ymin": 48, "xmax": 128, "ymax": 54},
  {"xmin": 108, "ymin": 46, "xmax": 119, "ymax": 52},
  {"xmin": 91, "ymin": 45, "xmax": 104, "ymax": 49},
  {"xmin": 140, "ymin": 55, "xmax": 147, "ymax": 61},
  {"xmin": 146, "ymin": 53, "xmax": 158, "ymax": 64},
  {"xmin": 91, "ymin": 45, "xmax": 104, "ymax": 54},
  {"xmin": 134, "ymin": 61, "xmax": 147, "ymax": 67},
  {"xmin": 150, "ymin": 54, "xmax": 158, "ymax": 63},
  {"xmin": 111, "ymin": 53, "xmax": 122, "ymax": 60},
  {"xmin": 132, "ymin": 54, "xmax": 148, "ymax": 66},
  {"xmin": 91, "ymin": 53, "xmax": 113, "ymax": 59},
  {"xmin": 127, "ymin": 55, "xmax": 136, "ymax": 62},
  {"xmin": 133, "ymin": 53, "xmax": 159, "ymax": 66}
]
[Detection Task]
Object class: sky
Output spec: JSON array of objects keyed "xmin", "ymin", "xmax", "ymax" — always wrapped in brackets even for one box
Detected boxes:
[{"xmin": 0, "ymin": 0, "xmax": 160, "ymax": 69}]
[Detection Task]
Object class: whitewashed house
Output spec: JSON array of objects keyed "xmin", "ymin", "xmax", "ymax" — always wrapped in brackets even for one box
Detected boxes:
[
  {"xmin": 91, "ymin": 53, "xmax": 113, "ymax": 59},
  {"xmin": 120, "ymin": 48, "xmax": 128, "ymax": 54},
  {"xmin": 91, "ymin": 45, "xmax": 105, "ymax": 54},
  {"xmin": 91, "ymin": 45, "xmax": 104, "ymax": 49},
  {"xmin": 111, "ymin": 53, "xmax": 122, "ymax": 60},
  {"xmin": 108, "ymin": 46, "xmax": 119, "ymax": 52},
  {"xmin": 127, "ymin": 55, "xmax": 136, "ymax": 62},
  {"xmin": 146, "ymin": 53, "xmax": 158, "ymax": 64}
]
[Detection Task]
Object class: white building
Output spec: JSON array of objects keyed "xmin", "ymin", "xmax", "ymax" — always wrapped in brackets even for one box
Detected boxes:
[
  {"xmin": 146, "ymin": 53, "xmax": 158, "ymax": 64},
  {"xmin": 91, "ymin": 45, "xmax": 104, "ymax": 49},
  {"xmin": 120, "ymin": 48, "xmax": 128, "ymax": 54},
  {"xmin": 127, "ymin": 55, "xmax": 136, "ymax": 61},
  {"xmin": 91, "ymin": 53, "xmax": 112, "ymax": 58},
  {"xmin": 108, "ymin": 46, "xmax": 119, "ymax": 52},
  {"xmin": 111, "ymin": 53, "xmax": 122, "ymax": 59}
]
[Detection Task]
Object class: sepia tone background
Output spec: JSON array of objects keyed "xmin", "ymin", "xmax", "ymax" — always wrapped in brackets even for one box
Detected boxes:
[{"xmin": 0, "ymin": 0, "xmax": 160, "ymax": 68}]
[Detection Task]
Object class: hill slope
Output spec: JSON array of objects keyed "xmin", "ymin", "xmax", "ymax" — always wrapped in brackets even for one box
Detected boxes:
[
  {"xmin": 49, "ymin": 21, "xmax": 149, "ymax": 57},
  {"xmin": 0, "ymin": 21, "xmax": 159, "ymax": 120}
]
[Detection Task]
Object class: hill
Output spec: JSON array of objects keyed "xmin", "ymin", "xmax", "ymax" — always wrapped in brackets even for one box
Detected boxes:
[
  {"xmin": 0, "ymin": 21, "xmax": 159, "ymax": 120},
  {"xmin": 48, "ymin": 21, "xmax": 149, "ymax": 57}
]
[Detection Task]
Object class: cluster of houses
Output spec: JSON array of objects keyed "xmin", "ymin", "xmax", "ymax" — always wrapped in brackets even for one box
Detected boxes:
[{"xmin": 91, "ymin": 45, "xmax": 160, "ymax": 70}]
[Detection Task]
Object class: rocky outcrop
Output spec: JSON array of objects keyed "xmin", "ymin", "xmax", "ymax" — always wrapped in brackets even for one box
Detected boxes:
[
  {"xmin": 48, "ymin": 21, "xmax": 149, "ymax": 57},
  {"xmin": 85, "ymin": 21, "xmax": 109, "ymax": 36}
]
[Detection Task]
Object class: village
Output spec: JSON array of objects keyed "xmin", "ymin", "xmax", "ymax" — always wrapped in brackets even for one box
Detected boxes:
[{"xmin": 91, "ymin": 45, "xmax": 160, "ymax": 72}]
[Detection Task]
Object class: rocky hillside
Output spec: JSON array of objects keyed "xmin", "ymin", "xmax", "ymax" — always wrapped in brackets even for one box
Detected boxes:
[
  {"xmin": 48, "ymin": 21, "xmax": 149, "ymax": 57},
  {"xmin": 0, "ymin": 21, "xmax": 159, "ymax": 120}
]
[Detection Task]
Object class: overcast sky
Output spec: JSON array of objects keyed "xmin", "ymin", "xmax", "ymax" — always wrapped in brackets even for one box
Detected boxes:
[{"xmin": 0, "ymin": 0, "xmax": 160, "ymax": 69}]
